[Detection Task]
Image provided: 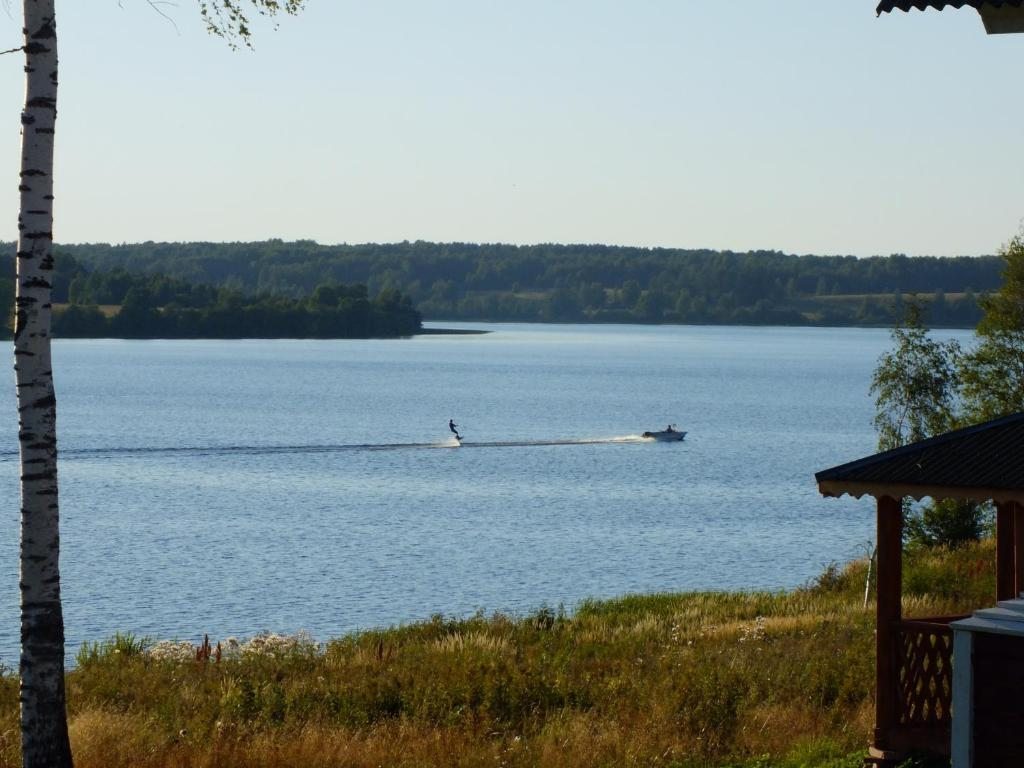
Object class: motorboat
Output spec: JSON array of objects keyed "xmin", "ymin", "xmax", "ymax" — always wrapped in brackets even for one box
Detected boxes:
[{"xmin": 642, "ymin": 425, "xmax": 686, "ymax": 442}]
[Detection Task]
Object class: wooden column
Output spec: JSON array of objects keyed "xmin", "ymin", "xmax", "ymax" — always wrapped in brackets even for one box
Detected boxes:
[
  {"xmin": 1014, "ymin": 502, "xmax": 1024, "ymax": 599},
  {"xmin": 996, "ymin": 501, "xmax": 1016, "ymax": 601},
  {"xmin": 874, "ymin": 495, "xmax": 904, "ymax": 753}
]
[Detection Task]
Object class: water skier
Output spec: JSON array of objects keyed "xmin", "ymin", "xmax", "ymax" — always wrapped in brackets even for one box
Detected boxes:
[{"xmin": 448, "ymin": 419, "xmax": 461, "ymax": 441}]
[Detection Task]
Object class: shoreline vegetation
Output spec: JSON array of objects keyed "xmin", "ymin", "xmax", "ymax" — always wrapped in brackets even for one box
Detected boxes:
[
  {"xmin": 0, "ymin": 542, "xmax": 992, "ymax": 768},
  {"xmin": 0, "ymin": 241, "xmax": 1003, "ymax": 338},
  {"xmin": 415, "ymin": 327, "xmax": 489, "ymax": 335},
  {"xmin": 47, "ymin": 283, "xmax": 424, "ymax": 340}
]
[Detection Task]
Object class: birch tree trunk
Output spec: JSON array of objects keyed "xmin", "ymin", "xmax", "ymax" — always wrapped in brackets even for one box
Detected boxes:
[{"xmin": 15, "ymin": 3, "xmax": 72, "ymax": 766}]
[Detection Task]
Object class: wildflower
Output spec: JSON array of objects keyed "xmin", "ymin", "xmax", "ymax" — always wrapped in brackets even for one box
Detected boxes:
[
  {"xmin": 221, "ymin": 637, "xmax": 242, "ymax": 660},
  {"xmin": 738, "ymin": 616, "xmax": 767, "ymax": 643},
  {"xmin": 240, "ymin": 630, "xmax": 318, "ymax": 658},
  {"xmin": 146, "ymin": 640, "xmax": 198, "ymax": 663}
]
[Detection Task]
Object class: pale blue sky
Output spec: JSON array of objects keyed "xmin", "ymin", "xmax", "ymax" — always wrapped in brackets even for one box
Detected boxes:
[{"xmin": 0, "ymin": 2, "xmax": 1021, "ymax": 255}]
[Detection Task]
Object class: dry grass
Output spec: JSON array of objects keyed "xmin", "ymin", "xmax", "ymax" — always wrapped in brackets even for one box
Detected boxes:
[{"xmin": 0, "ymin": 540, "xmax": 994, "ymax": 768}]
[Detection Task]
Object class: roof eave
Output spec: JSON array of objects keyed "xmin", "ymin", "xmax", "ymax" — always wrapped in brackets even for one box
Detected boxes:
[
  {"xmin": 877, "ymin": 0, "xmax": 1024, "ymax": 11},
  {"xmin": 818, "ymin": 478, "xmax": 1024, "ymax": 505},
  {"xmin": 979, "ymin": 5, "xmax": 1024, "ymax": 33},
  {"xmin": 876, "ymin": 1, "xmax": 1024, "ymax": 34}
]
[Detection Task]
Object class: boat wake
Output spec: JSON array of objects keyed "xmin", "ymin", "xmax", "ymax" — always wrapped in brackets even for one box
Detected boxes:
[
  {"xmin": 0, "ymin": 435, "xmax": 653, "ymax": 462},
  {"xmin": 458, "ymin": 435, "xmax": 646, "ymax": 449}
]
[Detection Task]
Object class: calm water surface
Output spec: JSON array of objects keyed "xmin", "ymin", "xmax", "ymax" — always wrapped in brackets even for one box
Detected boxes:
[{"xmin": 0, "ymin": 323, "xmax": 971, "ymax": 664}]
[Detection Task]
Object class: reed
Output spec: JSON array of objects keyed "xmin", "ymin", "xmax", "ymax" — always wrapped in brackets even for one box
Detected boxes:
[{"xmin": 0, "ymin": 540, "xmax": 994, "ymax": 767}]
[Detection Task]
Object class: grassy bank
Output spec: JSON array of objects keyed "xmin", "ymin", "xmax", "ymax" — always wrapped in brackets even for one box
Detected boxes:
[{"xmin": 0, "ymin": 541, "xmax": 996, "ymax": 768}]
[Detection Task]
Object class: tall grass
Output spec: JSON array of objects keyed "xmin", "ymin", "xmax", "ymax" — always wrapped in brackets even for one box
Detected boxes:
[{"xmin": 0, "ymin": 540, "xmax": 995, "ymax": 767}]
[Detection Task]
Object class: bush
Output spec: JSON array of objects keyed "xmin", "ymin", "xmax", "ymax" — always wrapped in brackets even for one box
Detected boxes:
[{"xmin": 905, "ymin": 499, "xmax": 992, "ymax": 549}]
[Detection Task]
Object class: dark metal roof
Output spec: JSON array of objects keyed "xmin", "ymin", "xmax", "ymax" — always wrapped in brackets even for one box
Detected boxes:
[
  {"xmin": 877, "ymin": 0, "xmax": 1024, "ymax": 13},
  {"xmin": 816, "ymin": 412, "xmax": 1024, "ymax": 503}
]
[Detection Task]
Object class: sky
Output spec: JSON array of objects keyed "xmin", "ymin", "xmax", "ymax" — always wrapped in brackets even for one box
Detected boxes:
[{"xmin": 0, "ymin": 1, "xmax": 1021, "ymax": 256}]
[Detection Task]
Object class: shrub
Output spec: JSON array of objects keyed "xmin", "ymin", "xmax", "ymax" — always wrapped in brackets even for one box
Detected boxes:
[{"xmin": 905, "ymin": 499, "xmax": 992, "ymax": 549}]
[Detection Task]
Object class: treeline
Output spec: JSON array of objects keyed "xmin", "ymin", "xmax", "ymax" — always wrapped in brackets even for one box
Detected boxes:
[
  {"xmin": 0, "ymin": 254, "xmax": 421, "ymax": 339},
  {"xmin": 1, "ymin": 241, "xmax": 1002, "ymax": 332},
  {"xmin": 42, "ymin": 240, "xmax": 1000, "ymax": 327}
]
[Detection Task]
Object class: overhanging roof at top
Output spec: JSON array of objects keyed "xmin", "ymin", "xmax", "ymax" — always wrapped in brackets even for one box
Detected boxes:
[
  {"xmin": 878, "ymin": 0, "xmax": 1023, "ymax": 9},
  {"xmin": 876, "ymin": 0, "xmax": 1024, "ymax": 33},
  {"xmin": 816, "ymin": 412, "xmax": 1024, "ymax": 503}
]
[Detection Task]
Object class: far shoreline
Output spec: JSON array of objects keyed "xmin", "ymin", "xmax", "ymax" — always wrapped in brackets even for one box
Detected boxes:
[{"xmin": 414, "ymin": 327, "xmax": 489, "ymax": 336}]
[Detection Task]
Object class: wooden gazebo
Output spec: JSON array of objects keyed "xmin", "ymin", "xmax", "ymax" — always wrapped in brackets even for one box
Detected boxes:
[{"xmin": 816, "ymin": 412, "xmax": 1024, "ymax": 764}]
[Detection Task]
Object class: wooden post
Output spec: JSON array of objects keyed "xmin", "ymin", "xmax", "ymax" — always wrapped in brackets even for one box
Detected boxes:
[
  {"xmin": 1013, "ymin": 502, "xmax": 1024, "ymax": 599},
  {"xmin": 996, "ymin": 501, "xmax": 1016, "ymax": 601},
  {"xmin": 874, "ymin": 495, "xmax": 904, "ymax": 753}
]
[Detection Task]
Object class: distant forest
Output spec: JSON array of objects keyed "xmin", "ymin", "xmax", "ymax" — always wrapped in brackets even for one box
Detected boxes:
[
  {"xmin": 0, "ymin": 251, "xmax": 422, "ymax": 339},
  {"xmin": 0, "ymin": 240, "xmax": 1005, "ymax": 337}
]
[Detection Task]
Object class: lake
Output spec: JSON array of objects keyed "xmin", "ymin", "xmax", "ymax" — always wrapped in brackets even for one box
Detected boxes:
[{"xmin": 0, "ymin": 323, "xmax": 971, "ymax": 665}]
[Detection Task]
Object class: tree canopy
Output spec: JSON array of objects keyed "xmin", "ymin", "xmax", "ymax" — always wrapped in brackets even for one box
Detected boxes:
[
  {"xmin": 867, "ymin": 232, "xmax": 1024, "ymax": 549},
  {"xmin": 19, "ymin": 240, "xmax": 1000, "ymax": 329},
  {"xmin": 959, "ymin": 234, "xmax": 1024, "ymax": 421},
  {"xmin": 870, "ymin": 300, "xmax": 961, "ymax": 452},
  {"xmin": 199, "ymin": 0, "xmax": 305, "ymax": 48}
]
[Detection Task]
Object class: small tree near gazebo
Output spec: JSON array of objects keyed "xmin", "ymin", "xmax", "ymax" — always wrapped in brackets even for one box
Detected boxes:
[{"xmin": 816, "ymin": 412, "xmax": 1024, "ymax": 765}]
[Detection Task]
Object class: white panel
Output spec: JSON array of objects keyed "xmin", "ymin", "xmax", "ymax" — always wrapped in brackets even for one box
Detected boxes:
[{"xmin": 951, "ymin": 630, "xmax": 974, "ymax": 768}]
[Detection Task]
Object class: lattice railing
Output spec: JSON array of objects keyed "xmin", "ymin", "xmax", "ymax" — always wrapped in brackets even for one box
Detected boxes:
[{"xmin": 896, "ymin": 619, "xmax": 956, "ymax": 727}]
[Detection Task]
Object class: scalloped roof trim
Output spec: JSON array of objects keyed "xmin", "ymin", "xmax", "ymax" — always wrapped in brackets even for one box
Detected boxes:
[
  {"xmin": 818, "ymin": 479, "xmax": 1024, "ymax": 505},
  {"xmin": 877, "ymin": 0, "xmax": 1024, "ymax": 13}
]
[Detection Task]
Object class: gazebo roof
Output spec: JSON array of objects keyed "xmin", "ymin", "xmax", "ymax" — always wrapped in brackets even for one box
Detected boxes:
[
  {"xmin": 876, "ymin": 0, "xmax": 1024, "ymax": 32},
  {"xmin": 816, "ymin": 412, "xmax": 1024, "ymax": 503},
  {"xmin": 877, "ymin": 0, "xmax": 1024, "ymax": 12}
]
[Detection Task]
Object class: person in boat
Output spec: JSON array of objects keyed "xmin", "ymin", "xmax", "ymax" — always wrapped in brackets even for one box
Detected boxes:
[
  {"xmin": 448, "ymin": 419, "xmax": 461, "ymax": 440},
  {"xmin": 665, "ymin": 424, "xmax": 674, "ymax": 433}
]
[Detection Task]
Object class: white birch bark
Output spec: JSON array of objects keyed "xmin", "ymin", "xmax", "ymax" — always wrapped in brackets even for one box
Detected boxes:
[{"xmin": 15, "ymin": 2, "xmax": 72, "ymax": 766}]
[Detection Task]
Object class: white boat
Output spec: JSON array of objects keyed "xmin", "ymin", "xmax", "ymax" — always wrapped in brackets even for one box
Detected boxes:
[{"xmin": 642, "ymin": 426, "xmax": 686, "ymax": 442}]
